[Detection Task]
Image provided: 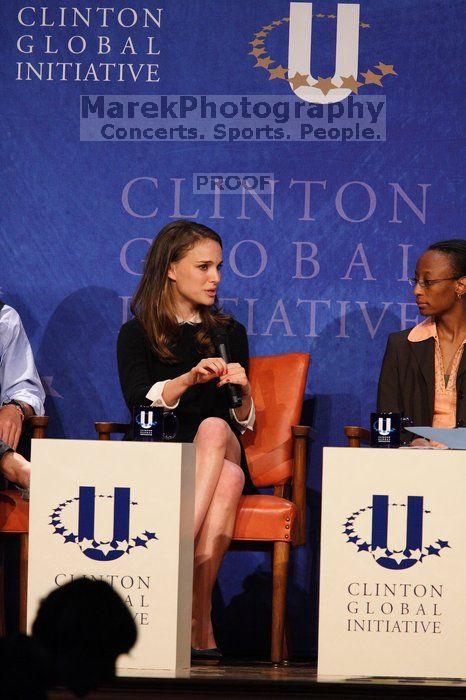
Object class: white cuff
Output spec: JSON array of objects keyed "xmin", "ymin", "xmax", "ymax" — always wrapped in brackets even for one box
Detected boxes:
[
  {"xmin": 230, "ymin": 398, "xmax": 255, "ymax": 434},
  {"xmin": 145, "ymin": 380, "xmax": 180, "ymax": 410}
]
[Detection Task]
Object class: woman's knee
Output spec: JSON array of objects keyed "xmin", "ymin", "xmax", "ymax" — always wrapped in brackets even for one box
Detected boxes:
[
  {"xmin": 195, "ymin": 417, "xmax": 230, "ymax": 448},
  {"xmin": 218, "ymin": 460, "xmax": 245, "ymax": 497}
]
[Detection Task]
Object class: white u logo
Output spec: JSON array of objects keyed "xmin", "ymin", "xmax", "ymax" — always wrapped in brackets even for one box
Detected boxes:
[
  {"xmin": 377, "ymin": 417, "xmax": 391, "ymax": 436},
  {"xmin": 288, "ymin": 2, "xmax": 360, "ymax": 104},
  {"xmin": 140, "ymin": 410, "xmax": 154, "ymax": 429}
]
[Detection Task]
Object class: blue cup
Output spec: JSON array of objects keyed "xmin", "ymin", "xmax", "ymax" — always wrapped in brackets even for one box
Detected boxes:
[
  {"xmin": 132, "ymin": 406, "xmax": 179, "ymax": 442},
  {"xmin": 370, "ymin": 413, "xmax": 413, "ymax": 448},
  {"xmin": 370, "ymin": 412, "xmax": 401, "ymax": 448}
]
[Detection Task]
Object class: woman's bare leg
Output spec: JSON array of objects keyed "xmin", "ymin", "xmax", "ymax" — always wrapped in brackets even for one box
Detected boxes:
[
  {"xmin": 193, "ymin": 418, "xmax": 241, "ymax": 537},
  {"xmin": 191, "ymin": 418, "xmax": 245, "ymax": 650},
  {"xmin": 0, "ymin": 452, "xmax": 30, "ymax": 488}
]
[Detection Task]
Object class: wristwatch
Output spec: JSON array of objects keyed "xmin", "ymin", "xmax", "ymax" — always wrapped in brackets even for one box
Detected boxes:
[{"xmin": 2, "ymin": 398, "xmax": 26, "ymax": 420}]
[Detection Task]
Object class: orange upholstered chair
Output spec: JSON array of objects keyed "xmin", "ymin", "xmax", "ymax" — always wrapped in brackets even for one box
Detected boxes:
[
  {"xmin": 95, "ymin": 352, "xmax": 311, "ymax": 663},
  {"xmin": 0, "ymin": 415, "xmax": 48, "ymax": 635},
  {"xmin": 232, "ymin": 353, "xmax": 310, "ymax": 663}
]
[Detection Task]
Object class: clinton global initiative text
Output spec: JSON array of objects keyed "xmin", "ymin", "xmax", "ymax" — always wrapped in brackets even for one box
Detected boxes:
[{"xmin": 17, "ymin": 62, "xmax": 160, "ymax": 82}]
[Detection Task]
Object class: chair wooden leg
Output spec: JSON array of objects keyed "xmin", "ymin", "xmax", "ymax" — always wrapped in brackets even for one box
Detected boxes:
[
  {"xmin": 19, "ymin": 533, "xmax": 28, "ymax": 634},
  {"xmin": 271, "ymin": 541, "xmax": 290, "ymax": 664},
  {"xmin": 0, "ymin": 541, "xmax": 5, "ymax": 636},
  {"xmin": 282, "ymin": 615, "xmax": 292, "ymax": 662}
]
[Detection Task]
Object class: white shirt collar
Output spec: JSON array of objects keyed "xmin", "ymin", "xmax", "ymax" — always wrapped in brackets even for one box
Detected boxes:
[{"xmin": 175, "ymin": 312, "xmax": 201, "ymax": 325}]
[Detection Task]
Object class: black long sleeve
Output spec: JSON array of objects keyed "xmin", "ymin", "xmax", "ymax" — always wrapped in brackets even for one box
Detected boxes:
[
  {"xmin": 117, "ymin": 320, "xmax": 158, "ymax": 409},
  {"xmin": 377, "ymin": 333, "xmax": 402, "ymax": 414}
]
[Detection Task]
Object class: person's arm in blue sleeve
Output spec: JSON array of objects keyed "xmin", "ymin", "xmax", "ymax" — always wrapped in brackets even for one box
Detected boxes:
[{"xmin": 0, "ymin": 305, "xmax": 45, "ymax": 449}]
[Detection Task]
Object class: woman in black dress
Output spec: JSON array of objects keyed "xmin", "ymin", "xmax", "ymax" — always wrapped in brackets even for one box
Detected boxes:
[{"xmin": 117, "ymin": 220, "xmax": 255, "ymax": 656}]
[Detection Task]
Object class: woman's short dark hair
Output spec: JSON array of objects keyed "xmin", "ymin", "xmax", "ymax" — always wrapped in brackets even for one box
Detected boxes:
[{"xmin": 428, "ymin": 239, "xmax": 466, "ymax": 277}]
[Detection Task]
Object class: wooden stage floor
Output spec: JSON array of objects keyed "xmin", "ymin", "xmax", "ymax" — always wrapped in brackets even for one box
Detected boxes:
[{"xmin": 48, "ymin": 660, "xmax": 466, "ymax": 700}]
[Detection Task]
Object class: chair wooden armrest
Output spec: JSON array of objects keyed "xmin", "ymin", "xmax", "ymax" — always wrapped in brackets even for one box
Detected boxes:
[
  {"xmin": 94, "ymin": 422, "xmax": 129, "ymax": 440},
  {"xmin": 26, "ymin": 415, "xmax": 49, "ymax": 439},
  {"xmin": 344, "ymin": 425, "xmax": 370, "ymax": 448}
]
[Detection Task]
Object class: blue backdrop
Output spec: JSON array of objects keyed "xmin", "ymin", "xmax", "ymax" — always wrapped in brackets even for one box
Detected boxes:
[{"xmin": 1, "ymin": 0, "xmax": 464, "ymax": 655}]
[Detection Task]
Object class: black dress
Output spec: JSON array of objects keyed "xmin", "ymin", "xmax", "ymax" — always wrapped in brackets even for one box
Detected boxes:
[{"xmin": 117, "ymin": 318, "xmax": 255, "ymax": 491}]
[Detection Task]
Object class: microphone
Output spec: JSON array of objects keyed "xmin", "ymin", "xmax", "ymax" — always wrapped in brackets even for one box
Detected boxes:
[{"xmin": 211, "ymin": 329, "xmax": 243, "ymax": 409}]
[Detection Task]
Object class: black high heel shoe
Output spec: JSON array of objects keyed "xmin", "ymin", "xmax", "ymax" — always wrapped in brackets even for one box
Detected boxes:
[{"xmin": 191, "ymin": 647, "xmax": 223, "ymax": 661}]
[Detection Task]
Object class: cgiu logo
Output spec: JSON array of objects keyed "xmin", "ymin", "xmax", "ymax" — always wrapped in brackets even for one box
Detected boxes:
[
  {"xmin": 49, "ymin": 486, "xmax": 157, "ymax": 561},
  {"xmin": 342, "ymin": 495, "xmax": 451, "ymax": 570},
  {"xmin": 248, "ymin": 3, "xmax": 397, "ymax": 103},
  {"xmin": 136, "ymin": 410, "xmax": 158, "ymax": 429},
  {"xmin": 288, "ymin": 2, "xmax": 360, "ymax": 104},
  {"xmin": 373, "ymin": 417, "xmax": 395, "ymax": 437}
]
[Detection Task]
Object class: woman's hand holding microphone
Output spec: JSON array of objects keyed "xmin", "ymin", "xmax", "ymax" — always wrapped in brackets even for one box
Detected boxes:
[{"xmin": 189, "ymin": 358, "xmax": 251, "ymax": 397}]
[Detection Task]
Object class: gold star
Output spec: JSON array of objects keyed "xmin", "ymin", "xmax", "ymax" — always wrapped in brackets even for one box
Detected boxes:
[
  {"xmin": 249, "ymin": 38, "xmax": 264, "ymax": 47},
  {"xmin": 314, "ymin": 76, "xmax": 337, "ymax": 95},
  {"xmin": 255, "ymin": 31, "xmax": 267, "ymax": 38},
  {"xmin": 255, "ymin": 56, "xmax": 274, "ymax": 69},
  {"xmin": 289, "ymin": 71, "xmax": 310, "ymax": 89},
  {"xmin": 316, "ymin": 13, "xmax": 325, "ymax": 18},
  {"xmin": 327, "ymin": 14, "xmax": 336, "ymax": 18},
  {"xmin": 263, "ymin": 24, "xmax": 274, "ymax": 31},
  {"xmin": 340, "ymin": 75, "xmax": 364, "ymax": 94},
  {"xmin": 282, "ymin": 17, "xmax": 290, "ymax": 22},
  {"xmin": 375, "ymin": 62, "xmax": 397, "ymax": 76},
  {"xmin": 360, "ymin": 22, "xmax": 370, "ymax": 28},
  {"xmin": 268, "ymin": 65, "xmax": 288, "ymax": 81},
  {"xmin": 361, "ymin": 69, "xmax": 383, "ymax": 86},
  {"xmin": 272, "ymin": 20, "xmax": 282, "ymax": 26},
  {"xmin": 249, "ymin": 47, "xmax": 266, "ymax": 57}
]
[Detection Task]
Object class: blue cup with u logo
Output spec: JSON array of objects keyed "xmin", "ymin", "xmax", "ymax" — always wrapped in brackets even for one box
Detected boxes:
[
  {"xmin": 133, "ymin": 405, "xmax": 179, "ymax": 442},
  {"xmin": 370, "ymin": 412, "xmax": 402, "ymax": 448},
  {"xmin": 370, "ymin": 412, "xmax": 413, "ymax": 447}
]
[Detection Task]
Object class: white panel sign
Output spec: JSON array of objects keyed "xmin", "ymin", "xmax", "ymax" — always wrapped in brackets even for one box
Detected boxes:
[
  {"xmin": 319, "ymin": 447, "xmax": 466, "ymax": 679},
  {"xmin": 27, "ymin": 439, "xmax": 195, "ymax": 677}
]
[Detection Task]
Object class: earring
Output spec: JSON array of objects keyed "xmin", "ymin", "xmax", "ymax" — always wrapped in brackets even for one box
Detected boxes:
[{"xmin": 458, "ymin": 292, "xmax": 464, "ymax": 300}]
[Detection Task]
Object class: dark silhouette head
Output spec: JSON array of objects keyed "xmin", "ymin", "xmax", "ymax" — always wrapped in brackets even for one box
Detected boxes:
[{"xmin": 32, "ymin": 578, "xmax": 137, "ymax": 696}]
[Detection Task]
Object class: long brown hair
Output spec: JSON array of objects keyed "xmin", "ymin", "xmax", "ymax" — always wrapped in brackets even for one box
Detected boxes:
[{"xmin": 131, "ymin": 220, "xmax": 232, "ymax": 362}]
